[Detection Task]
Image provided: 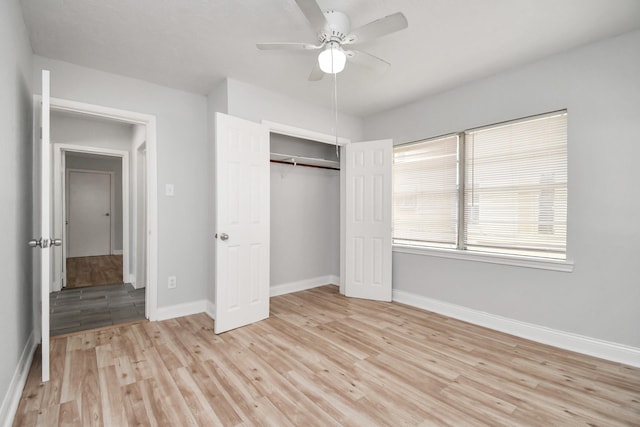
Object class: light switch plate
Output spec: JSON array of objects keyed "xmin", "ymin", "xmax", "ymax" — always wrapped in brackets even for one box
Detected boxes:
[{"xmin": 165, "ymin": 184, "xmax": 174, "ymax": 196}]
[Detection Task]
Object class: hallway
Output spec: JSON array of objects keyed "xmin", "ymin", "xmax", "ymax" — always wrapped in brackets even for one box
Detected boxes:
[{"xmin": 50, "ymin": 283, "xmax": 145, "ymax": 336}]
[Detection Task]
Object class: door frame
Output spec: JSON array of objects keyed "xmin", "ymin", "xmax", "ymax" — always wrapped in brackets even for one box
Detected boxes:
[
  {"xmin": 55, "ymin": 147, "xmax": 125, "ymax": 290},
  {"xmin": 134, "ymin": 141, "xmax": 148, "ymax": 290},
  {"xmin": 261, "ymin": 120, "xmax": 350, "ymax": 294},
  {"xmin": 47, "ymin": 97, "xmax": 158, "ymax": 320}
]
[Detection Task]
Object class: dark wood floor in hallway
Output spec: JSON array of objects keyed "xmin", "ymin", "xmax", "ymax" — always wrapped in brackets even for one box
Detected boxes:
[
  {"xmin": 50, "ymin": 283, "xmax": 145, "ymax": 336},
  {"xmin": 14, "ymin": 286, "xmax": 640, "ymax": 426}
]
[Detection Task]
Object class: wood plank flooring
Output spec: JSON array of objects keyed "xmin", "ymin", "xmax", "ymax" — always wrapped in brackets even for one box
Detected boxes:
[
  {"xmin": 14, "ymin": 285, "xmax": 640, "ymax": 426},
  {"xmin": 50, "ymin": 283, "xmax": 146, "ymax": 336},
  {"xmin": 66, "ymin": 255, "xmax": 123, "ymax": 289}
]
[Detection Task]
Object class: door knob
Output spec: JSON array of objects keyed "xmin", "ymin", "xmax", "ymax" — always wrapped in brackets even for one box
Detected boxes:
[
  {"xmin": 219, "ymin": 233, "xmax": 229, "ymax": 241},
  {"xmin": 51, "ymin": 238, "xmax": 62, "ymax": 247},
  {"xmin": 29, "ymin": 238, "xmax": 49, "ymax": 248},
  {"xmin": 28, "ymin": 238, "xmax": 42, "ymax": 248},
  {"xmin": 105, "ymin": 213, "xmax": 110, "ymax": 216}
]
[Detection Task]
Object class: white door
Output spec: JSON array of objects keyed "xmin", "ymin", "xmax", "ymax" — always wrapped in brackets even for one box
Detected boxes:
[
  {"xmin": 67, "ymin": 170, "xmax": 111, "ymax": 257},
  {"xmin": 345, "ymin": 139, "xmax": 393, "ymax": 301},
  {"xmin": 214, "ymin": 113, "xmax": 270, "ymax": 334},
  {"xmin": 30, "ymin": 70, "xmax": 54, "ymax": 382}
]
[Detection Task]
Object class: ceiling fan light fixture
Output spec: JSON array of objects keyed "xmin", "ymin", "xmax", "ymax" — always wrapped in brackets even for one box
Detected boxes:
[{"xmin": 318, "ymin": 43, "xmax": 346, "ymax": 74}]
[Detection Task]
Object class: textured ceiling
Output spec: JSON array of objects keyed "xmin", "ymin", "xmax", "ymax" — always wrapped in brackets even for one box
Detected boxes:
[{"xmin": 20, "ymin": 0, "xmax": 640, "ymax": 117}]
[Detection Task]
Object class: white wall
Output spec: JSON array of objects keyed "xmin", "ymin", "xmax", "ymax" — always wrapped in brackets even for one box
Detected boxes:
[
  {"xmin": 270, "ymin": 138, "xmax": 340, "ymax": 287},
  {"xmin": 364, "ymin": 30, "xmax": 640, "ymax": 349},
  {"xmin": 52, "ymin": 113, "xmax": 134, "ymax": 253},
  {"xmin": 51, "ymin": 111, "xmax": 133, "ymax": 151},
  {"xmin": 65, "ymin": 153, "xmax": 124, "ymax": 251},
  {"xmin": 33, "ymin": 56, "xmax": 209, "ymax": 309},
  {"xmin": 226, "ymin": 78, "xmax": 364, "ymax": 142},
  {"xmin": 205, "ymin": 81, "xmax": 228, "ymax": 303},
  {"xmin": 208, "ymin": 79, "xmax": 228, "ymax": 119},
  {"xmin": 0, "ymin": 0, "xmax": 34, "ymax": 423}
]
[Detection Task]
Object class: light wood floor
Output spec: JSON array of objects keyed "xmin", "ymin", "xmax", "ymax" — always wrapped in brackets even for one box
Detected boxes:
[
  {"xmin": 66, "ymin": 255, "xmax": 123, "ymax": 289},
  {"xmin": 14, "ymin": 286, "xmax": 640, "ymax": 426}
]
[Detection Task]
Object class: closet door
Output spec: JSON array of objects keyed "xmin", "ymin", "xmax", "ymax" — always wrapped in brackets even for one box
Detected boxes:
[
  {"xmin": 345, "ymin": 139, "xmax": 393, "ymax": 301},
  {"xmin": 214, "ymin": 113, "xmax": 270, "ymax": 333}
]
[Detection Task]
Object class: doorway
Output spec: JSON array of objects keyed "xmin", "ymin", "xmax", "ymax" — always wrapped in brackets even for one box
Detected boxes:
[
  {"xmin": 212, "ymin": 115, "xmax": 393, "ymax": 333},
  {"xmin": 47, "ymin": 105, "xmax": 156, "ymax": 335},
  {"xmin": 64, "ymin": 152, "xmax": 122, "ymax": 289},
  {"xmin": 269, "ymin": 133, "xmax": 341, "ymax": 295}
]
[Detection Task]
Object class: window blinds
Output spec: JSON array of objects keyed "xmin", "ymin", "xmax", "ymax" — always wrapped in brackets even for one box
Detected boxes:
[
  {"xmin": 393, "ymin": 134, "xmax": 459, "ymax": 248},
  {"xmin": 463, "ymin": 112, "xmax": 567, "ymax": 259}
]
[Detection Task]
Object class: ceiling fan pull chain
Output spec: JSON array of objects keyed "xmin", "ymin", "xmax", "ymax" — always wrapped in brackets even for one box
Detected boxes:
[{"xmin": 333, "ymin": 62, "xmax": 339, "ymax": 159}]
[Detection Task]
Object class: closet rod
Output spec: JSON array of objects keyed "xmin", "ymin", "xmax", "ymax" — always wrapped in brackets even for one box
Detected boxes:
[{"xmin": 270, "ymin": 159, "xmax": 339, "ymax": 171}]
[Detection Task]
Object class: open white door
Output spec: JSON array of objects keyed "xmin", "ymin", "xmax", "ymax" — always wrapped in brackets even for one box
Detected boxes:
[
  {"xmin": 29, "ymin": 70, "xmax": 57, "ymax": 382},
  {"xmin": 345, "ymin": 139, "xmax": 393, "ymax": 301},
  {"xmin": 214, "ymin": 113, "xmax": 270, "ymax": 334}
]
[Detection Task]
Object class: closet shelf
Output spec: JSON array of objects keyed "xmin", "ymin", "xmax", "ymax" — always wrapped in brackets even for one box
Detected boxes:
[{"xmin": 270, "ymin": 152, "xmax": 339, "ymax": 170}]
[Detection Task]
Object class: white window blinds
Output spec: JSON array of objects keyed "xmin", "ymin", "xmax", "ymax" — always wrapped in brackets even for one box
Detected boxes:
[
  {"xmin": 393, "ymin": 135, "xmax": 459, "ymax": 248},
  {"xmin": 463, "ymin": 112, "xmax": 567, "ymax": 259}
]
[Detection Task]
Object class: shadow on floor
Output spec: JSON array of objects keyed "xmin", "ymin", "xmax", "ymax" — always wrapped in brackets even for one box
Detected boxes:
[{"xmin": 50, "ymin": 283, "xmax": 145, "ymax": 336}]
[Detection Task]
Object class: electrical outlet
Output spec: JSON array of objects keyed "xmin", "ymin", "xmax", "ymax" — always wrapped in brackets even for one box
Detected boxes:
[{"xmin": 168, "ymin": 276, "xmax": 177, "ymax": 289}]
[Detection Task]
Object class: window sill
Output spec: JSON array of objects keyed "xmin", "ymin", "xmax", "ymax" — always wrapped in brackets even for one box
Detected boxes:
[{"xmin": 393, "ymin": 245, "xmax": 574, "ymax": 272}]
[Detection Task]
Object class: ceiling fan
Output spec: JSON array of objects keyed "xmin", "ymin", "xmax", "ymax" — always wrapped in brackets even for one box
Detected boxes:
[{"xmin": 257, "ymin": 0, "xmax": 408, "ymax": 81}]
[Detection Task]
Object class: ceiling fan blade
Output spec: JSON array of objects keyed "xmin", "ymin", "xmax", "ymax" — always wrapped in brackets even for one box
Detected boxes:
[
  {"xmin": 346, "ymin": 50, "xmax": 390, "ymax": 74},
  {"xmin": 256, "ymin": 42, "xmax": 323, "ymax": 51},
  {"xmin": 308, "ymin": 62, "xmax": 324, "ymax": 81},
  {"xmin": 294, "ymin": 0, "xmax": 328, "ymax": 33},
  {"xmin": 346, "ymin": 12, "xmax": 408, "ymax": 44}
]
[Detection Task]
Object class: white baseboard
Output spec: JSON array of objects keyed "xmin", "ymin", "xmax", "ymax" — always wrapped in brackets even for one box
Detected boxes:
[
  {"xmin": 155, "ymin": 300, "xmax": 208, "ymax": 321},
  {"xmin": 128, "ymin": 275, "xmax": 146, "ymax": 290},
  {"xmin": 1, "ymin": 332, "xmax": 36, "ymax": 427},
  {"xmin": 153, "ymin": 274, "xmax": 338, "ymax": 324},
  {"xmin": 393, "ymin": 289, "xmax": 640, "ymax": 368},
  {"xmin": 270, "ymin": 275, "xmax": 339, "ymax": 297},
  {"xmin": 163, "ymin": 277, "xmax": 337, "ymax": 324},
  {"xmin": 112, "ymin": 249, "xmax": 123, "ymax": 255}
]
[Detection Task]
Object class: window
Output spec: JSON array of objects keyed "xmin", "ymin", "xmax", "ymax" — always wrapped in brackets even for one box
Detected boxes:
[
  {"xmin": 393, "ymin": 134, "xmax": 458, "ymax": 248},
  {"xmin": 393, "ymin": 111, "xmax": 567, "ymax": 260}
]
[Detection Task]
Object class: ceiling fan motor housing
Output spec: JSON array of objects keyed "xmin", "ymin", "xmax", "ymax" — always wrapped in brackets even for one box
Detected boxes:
[{"xmin": 320, "ymin": 10, "xmax": 351, "ymax": 44}]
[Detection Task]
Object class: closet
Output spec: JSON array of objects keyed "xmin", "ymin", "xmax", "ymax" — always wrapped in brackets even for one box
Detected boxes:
[
  {"xmin": 212, "ymin": 112, "xmax": 391, "ymax": 333},
  {"xmin": 269, "ymin": 134, "xmax": 341, "ymax": 292}
]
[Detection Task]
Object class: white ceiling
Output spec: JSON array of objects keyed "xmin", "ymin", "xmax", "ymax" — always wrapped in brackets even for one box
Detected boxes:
[{"xmin": 20, "ymin": 0, "xmax": 640, "ymax": 117}]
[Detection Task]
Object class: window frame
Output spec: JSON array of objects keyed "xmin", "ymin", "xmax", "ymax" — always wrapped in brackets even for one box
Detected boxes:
[{"xmin": 392, "ymin": 111, "xmax": 573, "ymax": 272}]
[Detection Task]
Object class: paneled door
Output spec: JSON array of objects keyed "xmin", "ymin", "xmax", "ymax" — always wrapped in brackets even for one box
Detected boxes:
[
  {"xmin": 214, "ymin": 113, "xmax": 270, "ymax": 334},
  {"xmin": 67, "ymin": 170, "xmax": 112, "ymax": 257},
  {"xmin": 345, "ymin": 139, "xmax": 393, "ymax": 301}
]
